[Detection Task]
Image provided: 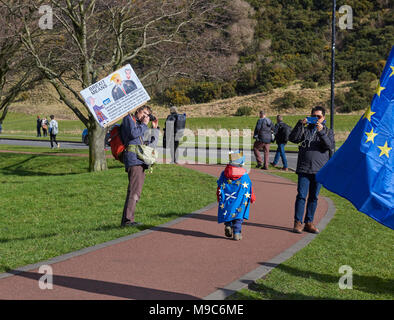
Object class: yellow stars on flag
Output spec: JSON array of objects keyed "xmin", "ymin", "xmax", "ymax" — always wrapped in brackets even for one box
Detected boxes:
[
  {"xmin": 227, "ymin": 179, "xmax": 232, "ymax": 184},
  {"xmin": 378, "ymin": 141, "xmax": 392, "ymax": 158},
  {"xmin": 220, "ymin": 203, "xmax": 225, "ymax": 209},
  {"xmin": 390, "ymin": 66, "xmax": 394, "ymax": 78},
  {"xmin": 363, "ymin": 106, "xmax": 375, "ymax": 122},
  {"xmin": 365, "ymin": 128, "xmax": 378, "ymax": 144},
  {"xmin": 244, "ymin": 192, "xmax": 251, "ymax": 198},
  {"xmin": 242, "ymin": 182, "xmax": 249, "ymax": 188},
  {"xmin": 236, "ymin": 207, "xmax": 242, "ymax": 213},
  {"xmin": 375, "ymin": 81, "xmax": 385, "ymax": 97},
  {"xmin": 244, "ymin": 201, "xmax": 249, "ymax": 207},
  {"xmin": 221, "ymin": 183, "xmax": 226, "ymax": 189},
  {"xmin": 235, "ymin": 180, "xmax": 241, "ymax": 186}
]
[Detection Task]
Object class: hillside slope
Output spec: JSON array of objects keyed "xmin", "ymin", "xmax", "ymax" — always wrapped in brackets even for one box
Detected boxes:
[{"xmin": 10, "ymin": 80, "xmax": 360, "ymax": 120}]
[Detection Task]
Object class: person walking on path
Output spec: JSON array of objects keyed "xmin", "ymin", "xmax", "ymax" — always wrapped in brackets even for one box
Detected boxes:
[
  {"xmin": 120, "ymin": 105, "xmax": 159, "ymax": 227},
  {"xmin": 253, "ymin": 110, "xmax": 273, "ymax": 170},
  {"xmin": 271, "ymin": 115, "xmax": 292, "ymax": 171},
  {"xmin": 163, "ymin": 106, "xmax": 186, "ymax": 164},
  {"xmin": 289, "ymin": 105, "xmax": 335, "ymax": 234},
  {"xmin": 41, "ymin": 117, "xmax": 48, "ymax": 137},
  {"xmin": 36, "ymin": 116, "xmax": 42, "ymax": 137},
  {"xmin": 49, "ymin": 115, "xmax": 60, "ymax": 149},
  {"xmin": 217, "ymin": 151, "xmax": 256, "ymax": 240}
]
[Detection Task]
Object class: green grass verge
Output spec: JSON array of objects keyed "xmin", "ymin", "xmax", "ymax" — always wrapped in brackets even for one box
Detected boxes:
[
  {"xmin": 0, "ymin": 153, "xmax": 217, "ymax": 273},
  {"xmin": 227, "ymin": 170, "xmax": 394, "ymax": 300},
  {"xmin": 1, "ymin": 112, "xmax": 359, "ymax": 142},
  {"xmin": 0, "ymin": 144, "xmax": 114, "ymax": 155}
]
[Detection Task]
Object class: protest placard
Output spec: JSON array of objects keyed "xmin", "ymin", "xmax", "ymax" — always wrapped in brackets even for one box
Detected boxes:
[{"xmin": 80, "ymin": 65, "xmax": 150, "ymax": 128}]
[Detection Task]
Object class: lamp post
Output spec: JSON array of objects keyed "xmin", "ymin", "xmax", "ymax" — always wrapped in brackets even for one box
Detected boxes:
[{"xmin": 330, "ymin": 0, "xmax": 336, "ymax": 130}]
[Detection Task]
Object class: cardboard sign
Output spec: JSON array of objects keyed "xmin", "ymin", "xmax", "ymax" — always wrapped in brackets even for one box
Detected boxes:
[{"xmin": 80, "ymin": 64, "xmax": 150, "ymax": 127}]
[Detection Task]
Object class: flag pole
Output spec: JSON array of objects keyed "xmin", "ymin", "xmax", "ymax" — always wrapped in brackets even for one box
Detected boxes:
[{"xmin": 330, "ymin": 0, "xmax": 336, "ymax": 131}]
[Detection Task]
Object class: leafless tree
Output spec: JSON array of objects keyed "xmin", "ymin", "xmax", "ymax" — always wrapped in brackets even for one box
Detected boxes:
[
  {"xmin": 5, "ymin": 0, "xmax": 237, "ymax": 171},
  {"xmin": 0, "ymin": 1, "xmax": 40, "ymax": 127}
]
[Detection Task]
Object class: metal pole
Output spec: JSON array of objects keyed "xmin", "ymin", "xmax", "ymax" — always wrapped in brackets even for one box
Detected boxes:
[{"xmin": 330, "ymin": 0, "xmax": 336, "ymax": 130}]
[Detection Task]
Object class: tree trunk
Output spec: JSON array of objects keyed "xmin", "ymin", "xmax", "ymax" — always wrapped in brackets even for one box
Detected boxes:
[{"xmin": 88, "ymin": 117, "xmax": 108, "ymax": 172}]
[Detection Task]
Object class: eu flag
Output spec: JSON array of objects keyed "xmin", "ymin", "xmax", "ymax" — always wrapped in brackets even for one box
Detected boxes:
[
  {"xmin": 316, "ymin": 46, "xmax": 394, "ymax": 230},
  {"xmin": 217, "ymin": 172, "xmax": 252, "ymax": 223}
]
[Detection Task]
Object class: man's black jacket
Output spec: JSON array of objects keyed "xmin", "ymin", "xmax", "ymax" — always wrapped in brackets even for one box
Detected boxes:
[{"xmin": 289, "ymin": 120, "xmax": 335, "ymax": 175}]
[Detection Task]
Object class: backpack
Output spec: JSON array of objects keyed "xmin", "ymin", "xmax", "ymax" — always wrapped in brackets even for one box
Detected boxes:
[
  {"xmin": 281, "ymin": 123, "xmax": 292, "ymax": 143},
  {"xmin": 108, "ymin": 124, "xmax": 125, "ymax": 163},
  {"xmin": 175, "ymin": 113, "xmax": 186, "ymax": 133}
]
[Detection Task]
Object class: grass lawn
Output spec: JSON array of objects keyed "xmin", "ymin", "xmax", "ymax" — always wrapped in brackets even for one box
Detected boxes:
[
  {"xmin": 228, "ymin": 170, "xmax": 394, "ymax": 300},
  {"xmin": 0, "ymin": 153, "xmax": 217, "ymax": 273},
  {"xmin": 1, "ymin": 112, "xmax": 359, "ymax": 145}
]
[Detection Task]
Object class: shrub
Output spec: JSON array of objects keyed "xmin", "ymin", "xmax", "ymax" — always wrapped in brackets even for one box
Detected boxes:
[
  {"xmin": 164, "ymin": 88, "xmax": 191, "ymax": 106},
  {"xmin": 187, "ymin": 82, "xmax": 221, "ymax": 103},
  {"xmin": 270, "ymin": 67, "xmax": 296, "ymax": 88},
  {"xmin": 301, "ymin": 80, "xmax": 316, "ymax": 89},
  {"xmin": 273, "ymin": 92, "xmax": 296, "ymax": 110},
  {"xmin": 219, "ymin": 82, "xmax": 237, "ymax": 99},
  {"xmin": 294, "ymin": 97, "xmax": 309, "ymax": 109},
  {"xmin": 236, "ymin": 69, "xmax": 258, "ymax": 94},
  {"xmin": 334, "ymin": 91, "xmax": 346, "ymax": 108},
  {"xmin": 234, "ymin": 106, "xmax": 252, "ymax": 116}
]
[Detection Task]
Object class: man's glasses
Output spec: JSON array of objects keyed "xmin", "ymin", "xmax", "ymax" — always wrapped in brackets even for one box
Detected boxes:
[{"xmin": 312, "ymin": 115, "xmax": 323, "ymax": 119}]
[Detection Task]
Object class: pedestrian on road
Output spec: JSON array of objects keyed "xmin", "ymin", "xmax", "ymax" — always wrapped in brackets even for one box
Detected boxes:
[
  {"xmin": 217, "ymin": 151, "xmax": 256, "ymax": 240},
  {"xmin": 271, "ymin": 115, "xmax": 292, "ymax": 171},
  {"xmin": 36, "ymin": 115, "xmax": 42, "ymax": 137},
  {"xmin": 42, "ymin": 117, "xmax": 48, "ymax": 137},
  {"xmin": 289, "ymin": 105, "xmax": 335, "ymax": 234},
  {"xmin": 49, "ymin": 115, "xmax": 60, "ymax": 149},
  {"xmin": 253, "ymin": 110, "xmax": 273, "ymax": 170},
  {"xmin": 163, "ymin": 106, "xmax": 186, "ymax": 164},
  {"xmin": 120, "ymin": 105, "xmax": 159, "ymax": 227}
]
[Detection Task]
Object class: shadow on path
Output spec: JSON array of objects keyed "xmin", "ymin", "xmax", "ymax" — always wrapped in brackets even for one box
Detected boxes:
[
  {"xmin": 6, "ymin": 270, "xmax": 199, "ymax": 300},
  {"xmin": 149, "ymin": 226, "xmax": 224, "ymax": 239},
  {"xmin": 171, "ymin": 213, "xmax": 294, "ymax": 233}
]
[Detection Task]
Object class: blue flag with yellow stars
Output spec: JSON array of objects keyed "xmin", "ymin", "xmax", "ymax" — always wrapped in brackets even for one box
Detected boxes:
[
  {"xmin": 217, "ymin": 172, "xmax": 252, "ymax": 223},
  {"xmin": 316, "ymin": 46, "xmax": 394, "ymax": 230}
]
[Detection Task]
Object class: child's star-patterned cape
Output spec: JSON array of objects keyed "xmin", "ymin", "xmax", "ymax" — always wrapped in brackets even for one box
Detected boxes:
[{"xmin": 217, "ymin": 171, "xmax": 253, "ymax": 223}]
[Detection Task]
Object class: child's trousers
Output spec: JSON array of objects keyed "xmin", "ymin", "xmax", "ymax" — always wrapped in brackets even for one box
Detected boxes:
[{"xmin": 225, "ymin": 219, "xmax": 243, "ymax": 234}]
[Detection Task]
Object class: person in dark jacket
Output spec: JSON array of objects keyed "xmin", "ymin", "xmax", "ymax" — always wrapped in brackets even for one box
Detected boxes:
[
  {"xmin": 163, "ymin": 106, "xmax": 186, "ymax": 164},
  {"xmin": 271, "ymin": 115, "xmax": 290, "ymax": 171},
  {"xmin": 36, "ymin": 116, "xmax": 42, "ymax": 137},
  {"xmin": 289, "ymin": 105, "xmax": 335, "ymax": 234},
  {"xmin": 120, "ymin": 105, "xmax": 159, "ymax": 227},
  {"xmin": 253, "ymin": 110, "xmax": 273, "ymax": 169}
]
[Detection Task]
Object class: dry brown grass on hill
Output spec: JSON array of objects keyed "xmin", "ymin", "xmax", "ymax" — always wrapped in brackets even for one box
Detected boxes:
[{"xmin": 10, "ymin": 81, "xmax": 359, "ymax": 120}]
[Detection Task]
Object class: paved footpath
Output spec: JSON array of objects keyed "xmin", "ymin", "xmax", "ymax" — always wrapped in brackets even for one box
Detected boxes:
[{"xmin": 0, "ymin": 165, "xmax": 332, "ymax": 300}]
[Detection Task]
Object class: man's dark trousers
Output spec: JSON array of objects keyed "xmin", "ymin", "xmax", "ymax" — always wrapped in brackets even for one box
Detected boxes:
[{"xmin": 121, "ymin": 165, "xmax": 145, "ymax": 224}]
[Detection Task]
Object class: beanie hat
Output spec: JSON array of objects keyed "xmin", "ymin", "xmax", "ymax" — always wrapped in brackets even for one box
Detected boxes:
[
  {"xmin": 170, "ymin": 106, "xmax": 178, "ymax": 114},
  {"xmin": 229, "ymin": 150, "xmax": 245, "ymax": 166}
]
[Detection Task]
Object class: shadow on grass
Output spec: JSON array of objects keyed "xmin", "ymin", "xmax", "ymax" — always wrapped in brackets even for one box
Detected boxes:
[
  {"xmin": 0, "ymin": 232, "xmax": 58, "ymax": 244},
  {"xmin": 251, "ymin": 263, "xmax": 394, "ymax": 298},
  {"xmin": 5, "ymin": 270, "xmax": 199, "ymax": 300},
  {"xmin": 0, "ymin": 155, "xmax": 86, "ymax": 176},
  {"xmin": 232, "ymin": 279, "xmax": 335, "ymax": 300}
]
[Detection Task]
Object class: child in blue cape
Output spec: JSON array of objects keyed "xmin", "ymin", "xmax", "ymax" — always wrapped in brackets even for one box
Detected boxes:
[{"xmin": 217, "ymin": 151, "xmax": 256, "ymax": 240}]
